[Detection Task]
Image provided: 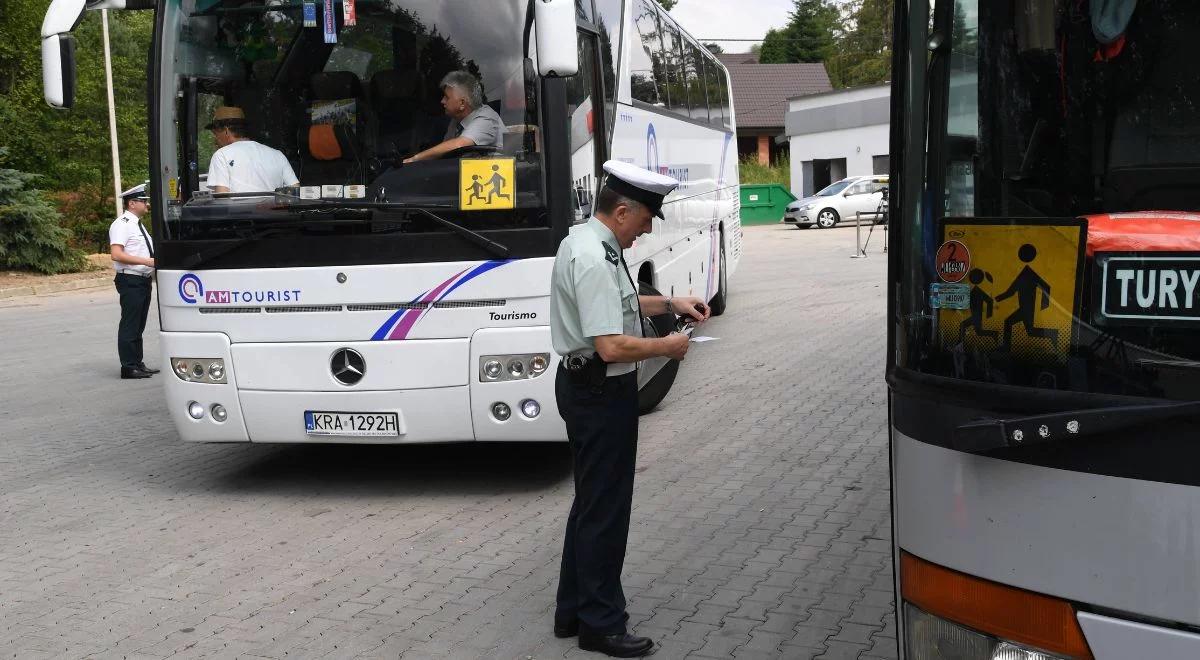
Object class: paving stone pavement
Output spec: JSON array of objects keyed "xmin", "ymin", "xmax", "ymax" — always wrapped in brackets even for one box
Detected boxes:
[{"xmin": 0, "ymin": 224, "xmax": 896, "ymax": 659}]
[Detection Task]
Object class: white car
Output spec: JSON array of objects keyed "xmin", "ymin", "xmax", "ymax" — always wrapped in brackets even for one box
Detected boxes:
[{"xmin": 783, "ymin": 175, "xmax": 889, "ymax": 229}]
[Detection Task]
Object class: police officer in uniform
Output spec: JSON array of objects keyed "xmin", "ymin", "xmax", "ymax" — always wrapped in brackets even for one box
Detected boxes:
[
  {"xmin": 109, "ymin": 184, "xmax": 158, "ymax": 379},
  {"xmin": 550, "ymin": 161, "xmax": 711, "ymax": 657}
]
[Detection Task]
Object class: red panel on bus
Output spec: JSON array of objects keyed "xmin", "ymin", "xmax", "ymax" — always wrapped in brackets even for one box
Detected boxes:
[{"xmin": 1083, "ymin": 212, "xmax": 1200, "ymax": 256}]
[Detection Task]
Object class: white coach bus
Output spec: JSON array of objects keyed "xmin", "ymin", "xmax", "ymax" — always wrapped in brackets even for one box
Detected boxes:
[{"xmin": 42, "ymin": 0, "xmax": 740, "ymax": 443}]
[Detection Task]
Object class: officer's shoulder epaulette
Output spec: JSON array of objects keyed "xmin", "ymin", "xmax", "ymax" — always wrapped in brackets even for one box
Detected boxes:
[{"xmin": 602, "ymin": 242, "xmax": 619, "ymax": 266}]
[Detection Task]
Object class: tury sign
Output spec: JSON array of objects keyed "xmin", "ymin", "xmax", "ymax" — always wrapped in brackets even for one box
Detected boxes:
[{"xmin": 1096, "ymin": 253, "xmax": 1200, "ymax": 324}]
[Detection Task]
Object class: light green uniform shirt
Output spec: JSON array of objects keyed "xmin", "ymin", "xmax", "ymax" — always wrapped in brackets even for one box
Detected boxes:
[{"xmin": 550, "ymin": 217, "xmax": 642, "ymax": 377}]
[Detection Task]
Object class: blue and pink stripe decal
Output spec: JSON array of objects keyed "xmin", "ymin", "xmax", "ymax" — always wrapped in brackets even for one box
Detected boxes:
[{"xmin": 370, "ymin": 260, "xmax": 510, "ymax": 341}]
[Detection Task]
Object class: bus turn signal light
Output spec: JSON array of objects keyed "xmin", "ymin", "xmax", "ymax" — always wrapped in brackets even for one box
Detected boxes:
[{"xmin": 900, "ymin": 552, "xmax": 1092, "ymax": 659}]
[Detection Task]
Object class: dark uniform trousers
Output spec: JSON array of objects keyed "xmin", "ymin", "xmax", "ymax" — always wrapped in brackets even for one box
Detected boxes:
[
  {"xmin": 115, "ymin": 273, "xmax": 153, "ymax": 369},
  {"xmin": 555, "ymin": 366, "xmax": 640, "ymax": 635}
]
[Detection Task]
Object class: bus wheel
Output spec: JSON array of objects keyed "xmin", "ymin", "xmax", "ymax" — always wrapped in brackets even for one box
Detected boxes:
[
  {"xmin": 637, "ymin": 282, "xmax": 680, "ymax": 415},
  {"xmin": 709, "ymin": 235, "xmax": 728, "ymax": 317}
]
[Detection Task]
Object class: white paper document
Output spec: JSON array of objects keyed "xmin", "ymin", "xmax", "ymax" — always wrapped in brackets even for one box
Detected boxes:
[{"xmin": 690, "ymin": 336, "xmax": 719, "ymax": 343}]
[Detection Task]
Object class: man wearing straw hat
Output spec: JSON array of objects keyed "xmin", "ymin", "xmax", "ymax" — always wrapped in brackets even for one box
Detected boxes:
[{"xmin": 205, "ymin": 106, "xmax": 299, "ymax": 194}]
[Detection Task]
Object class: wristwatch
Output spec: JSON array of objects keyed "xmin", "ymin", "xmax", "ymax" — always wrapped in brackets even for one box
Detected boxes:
[{"xmin": 665, "ymin": 296, "xmax": 674, "ymax": 315}]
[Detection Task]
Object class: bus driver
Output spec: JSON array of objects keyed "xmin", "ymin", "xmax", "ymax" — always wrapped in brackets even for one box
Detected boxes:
[
  {"xmin": 404, "ymin": 71, "xmax": 503, "ymax": 163},
  {"xmin": 205, "ymin": 106, "xmax": 300, "ymax": 194}
]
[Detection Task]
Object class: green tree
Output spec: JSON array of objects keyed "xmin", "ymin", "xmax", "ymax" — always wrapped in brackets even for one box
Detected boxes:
[
  {"xmin": 658, "ymin": 0, "xmax": 679, "ymax": 10},
  {"xmin": 0, "ymin": 2, "xmax": 153, "ymax": 251},
  {"xmin": 825, "ymin": 0, "xmax": 894, "ymax": 88},
  {"xmin": 0, "ymin": 157, "xmax": 85, "ymax": 274},
  {"xmin": 758, "ymin": 0, "xmax": 837, "ymax": 64},
  {"xmin": 702, "ymin": 42, "xmax": 724, "ymax": 54}
]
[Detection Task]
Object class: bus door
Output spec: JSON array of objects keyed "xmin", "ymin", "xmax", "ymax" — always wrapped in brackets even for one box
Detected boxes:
[{"xmin": 565, "ymin": 21, "xmax": 609, "ymax": 222}]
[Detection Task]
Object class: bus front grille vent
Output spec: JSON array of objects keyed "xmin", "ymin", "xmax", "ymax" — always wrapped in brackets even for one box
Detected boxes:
[
  {"xmin": 198, "ymin": 307, "xmax": 262, "ymax": 314},
  {"xmin": 346, "ymin": 299, "xmax": 506, "ymax": 312},
  {"xmin": 264, "ymin": 305, "xmax": 343, "ymax": 314}
]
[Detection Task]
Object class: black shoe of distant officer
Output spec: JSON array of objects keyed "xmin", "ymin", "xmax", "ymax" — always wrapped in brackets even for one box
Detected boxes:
[
  {"xmin": 554, "ymin": 619, "xmax": 579, "ymax": 638},
  {"xmin": 578, "ymin": 632, "xmax": 655, "ymax": 657},
  {"xmin": 137, "ymin": 362, "xmax": 161, "ymax": 374},
  {"xmin": 121, "ymin": 366, "xmax": 153, "ymax": 379}
]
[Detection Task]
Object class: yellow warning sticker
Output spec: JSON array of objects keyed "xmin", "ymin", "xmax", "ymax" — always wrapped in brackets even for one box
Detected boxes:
[
  {"xmin": 460, "ymin": 158, "xmax": 515, "ymax": 211},
  {"xmin": 937, "ymin": 219, "xmax": 1086, "ymax": 362},
  {"xmin": 168, "ymin": 178, "xmax": 179, "ymax": 200}
]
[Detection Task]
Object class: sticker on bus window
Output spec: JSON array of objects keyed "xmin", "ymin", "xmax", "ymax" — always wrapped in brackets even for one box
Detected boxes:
[
  {"xmin": 937, "ymin": 218, "xmax": 1086, "ymax": 363},
  {"xmin": 460, "ymin": 158, "xmax": 515, "ymax": 211},
  {"xmin": 930, "ymin": 283, "xmax": 970, "ymax": 310}
]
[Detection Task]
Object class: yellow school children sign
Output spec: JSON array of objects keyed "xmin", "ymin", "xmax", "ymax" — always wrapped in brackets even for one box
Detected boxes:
[
  {"xmin": 460, "ymin": 158, "xmax": 515, "ymax": 211},
  {"xmin": 936, "ymin": 219, "xmax": 1086, "ymax": 362}
]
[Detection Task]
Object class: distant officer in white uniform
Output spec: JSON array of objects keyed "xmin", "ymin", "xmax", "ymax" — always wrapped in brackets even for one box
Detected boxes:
[
  {"xmin": 404, "ymin": 71, "xmax": 504, "ymax": 163},
  {"xmin": 109, "ymin": 184, "xmax": 159, "ymax": 379},
  {"xmin": 205, "ymin": 106, "xmax": 299, "ymax": 194},
  {"xmin": 549, "ymin": 161, "xmax": 710, "ymax": 657}
]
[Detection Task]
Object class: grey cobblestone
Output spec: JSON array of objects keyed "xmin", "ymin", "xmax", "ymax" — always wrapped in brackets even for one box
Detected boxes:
[{"xmin": 0, "ymin": 225, "xmax": 896, "ymax": 658}]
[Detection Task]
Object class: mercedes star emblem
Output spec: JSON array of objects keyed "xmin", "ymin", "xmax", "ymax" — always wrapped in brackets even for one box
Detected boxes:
[{"xmin": 331, "ymin": 348, "xmax": 366, "ymax": 386}]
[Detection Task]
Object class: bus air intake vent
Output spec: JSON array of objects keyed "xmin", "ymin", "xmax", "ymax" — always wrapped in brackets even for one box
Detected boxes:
[
  {"xmin": 198, "ymin": 307, "xmax": 262, "ymax": 314},
  {"xmin": 264, "ymin": 305, "xmax": 343, "ymax": 314},
  {"xmin": 346, "ymin": 299, "xmax": 506, "ymax": 312}
]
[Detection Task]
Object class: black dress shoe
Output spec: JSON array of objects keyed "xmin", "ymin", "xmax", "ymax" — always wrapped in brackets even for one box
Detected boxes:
[
  {"xmin": 120, "ymin": 367, "xmax": 153, "ymax": 379},
  {"xmin": 553, "ymin": 620, "xmax": 579, "ymax": 638},
  {"xmin": 137, "ymin": 363, "xmax": 161, "ymax": 374},
  {"xmin": 578, "ymin": 632, "xmax": 654, "ymax": 657}
]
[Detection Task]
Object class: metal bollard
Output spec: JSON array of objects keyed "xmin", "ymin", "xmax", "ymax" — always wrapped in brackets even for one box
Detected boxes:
[{"xmin": 851, "ymin": 212, "xmax": 867, "ymax": 258}]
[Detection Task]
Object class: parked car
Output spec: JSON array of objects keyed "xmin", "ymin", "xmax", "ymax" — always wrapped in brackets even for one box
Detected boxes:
[{"xmin": 783, "ymin": 175, "xmax": 889, "ymax": 229}]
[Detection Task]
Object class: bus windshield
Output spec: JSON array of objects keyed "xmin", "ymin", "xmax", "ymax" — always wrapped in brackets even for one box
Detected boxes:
[
  {"xmin": 157, "ymin": 0, "xmax": 544, "ymax": 240},
  {"xmin": 899, "ymin": 0, "xmax": 1200, "ymax": 401}
]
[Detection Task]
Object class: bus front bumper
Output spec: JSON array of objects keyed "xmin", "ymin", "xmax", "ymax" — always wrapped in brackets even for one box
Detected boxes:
[{"xmin": 160, "ymin": 328, "xmax": 565, "ymax": 443}]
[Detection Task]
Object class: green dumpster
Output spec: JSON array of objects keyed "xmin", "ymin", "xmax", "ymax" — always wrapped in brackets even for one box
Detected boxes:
[{"xmin": 739, "ymin": 184, "xmax": 797, "ymax": 225}]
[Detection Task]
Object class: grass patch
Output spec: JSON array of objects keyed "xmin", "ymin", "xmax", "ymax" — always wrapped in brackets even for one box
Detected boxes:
[{"xmin": 738, "ymin": 156, "xmax": 792, "ymax": 191}]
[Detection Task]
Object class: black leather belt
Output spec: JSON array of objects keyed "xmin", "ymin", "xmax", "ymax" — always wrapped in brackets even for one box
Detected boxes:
[{"xmin": 116, "ymin": 271, "xmax": 152, "ymax": 278}]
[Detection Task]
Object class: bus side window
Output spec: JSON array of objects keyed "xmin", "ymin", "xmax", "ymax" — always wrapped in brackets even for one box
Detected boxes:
[
  {"xmin": 631, "ymin": 0, "xmax": 666, "ymax": 106},
  {"xmin": 658, "ymin": 18, "xmax": 687, "ymax": 117}
]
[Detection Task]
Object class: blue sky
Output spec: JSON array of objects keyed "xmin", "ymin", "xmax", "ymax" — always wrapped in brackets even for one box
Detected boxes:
[{"xmin": 668, "ymin": 0, "xmax": 796, "ymax": 53}]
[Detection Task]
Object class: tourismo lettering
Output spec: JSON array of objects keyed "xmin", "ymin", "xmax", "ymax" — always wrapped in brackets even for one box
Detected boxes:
[{"xmin": 490, "ymin": 311, "xmax": 537, "ymax": 321}]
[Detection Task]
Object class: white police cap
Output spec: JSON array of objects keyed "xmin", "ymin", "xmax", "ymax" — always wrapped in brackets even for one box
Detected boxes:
[
  {"xmin": 120, "ymin": 183, "xmax": 148, "ymax": 202},
  {"xmin": 602, "ymin": 160, "xmax": 679, "ymax": 219}
]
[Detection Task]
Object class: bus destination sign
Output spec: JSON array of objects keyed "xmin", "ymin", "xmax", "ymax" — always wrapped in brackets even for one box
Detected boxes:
[{"xmin": 1096, "ymin": 252, "xmax": 1200, "ymax": 324}]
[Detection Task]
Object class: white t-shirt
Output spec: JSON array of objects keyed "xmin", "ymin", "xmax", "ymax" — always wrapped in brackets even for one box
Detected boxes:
[
  {"xmin": 206, "ymin": 140, "xmax": 299, "ymax": 194},
  {"xmin": 108, "ymin": 211, "xmax": 154, "ymax": 276}
]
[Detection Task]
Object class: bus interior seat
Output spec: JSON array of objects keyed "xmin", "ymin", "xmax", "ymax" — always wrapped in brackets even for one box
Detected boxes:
[
  {"xmin": 369, "ymin": 69, "xmax": 420, "ymax": 157},
  {"xmin": 503, "ymin": 125, "xmax": 540, "ymax": 155},
  {"xmin": 299, "ymin": 71, "xmax": 366, "ymax": 185},
  {"xmin": 1103, "ymin": 1, "xmax": 1200, "ymax": 211}
]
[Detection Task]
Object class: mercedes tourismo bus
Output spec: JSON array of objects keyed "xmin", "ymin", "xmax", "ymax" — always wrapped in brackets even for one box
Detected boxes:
[
  {"xmin": 889, "ymin": 0, "xmax": 1200, "ymax": 657},
  {"xmin": 41, "ymin": 0, "xmax": 740, "ymax": 443}
]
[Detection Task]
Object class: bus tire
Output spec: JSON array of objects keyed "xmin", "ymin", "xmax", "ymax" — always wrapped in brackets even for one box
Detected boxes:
[
  {"xmin": 637, "ymin": 282, "xmax": 680, "ymax": 415},
  {"xmin": 709, "ymin": 233, "xmax": 728, "ymax": 317}
]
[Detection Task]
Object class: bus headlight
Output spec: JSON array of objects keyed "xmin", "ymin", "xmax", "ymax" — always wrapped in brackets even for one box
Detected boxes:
[
  {"xmin": 187, "ymin": 401, "xmax": 205, "ymax": 420},
  {"xmin": 901, "ymin": 553, "xmax": 1090, "ymax": 660},
  {"xmin": 520, "ymin": 399, "xmax": 541, "ymax": 419},
  {"xmin": 210, "ymin": 404, "xmax": 228, "ymax": 422},
  {"xmin": 483, "ymin": 360, "xmax": 503, "ymax": 380},
  {"xmin": 478, "ymin": 354, "xmax": 552, "ymax": 382},
  {"xmin": 171, "ymin": 358, "xmax": 228, "ymax": 384},
  {"xmin": 491, "ymin": 402, "xmax": 511, "ymax": 421}
]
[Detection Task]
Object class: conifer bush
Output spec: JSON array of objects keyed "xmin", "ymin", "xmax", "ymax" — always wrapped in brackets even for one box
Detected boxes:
[{"xmin": 0, "ymin": 161, "xmax": 86, "ymax": 274}]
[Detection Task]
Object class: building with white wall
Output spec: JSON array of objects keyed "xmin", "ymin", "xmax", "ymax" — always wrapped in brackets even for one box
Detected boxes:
[{"xmin": 784, "ymin": 83, "xmax": 890, "ymax": 197}]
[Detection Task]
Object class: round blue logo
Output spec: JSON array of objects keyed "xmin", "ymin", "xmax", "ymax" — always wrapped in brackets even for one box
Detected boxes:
[{"xmin": 178, "ymin": 273, "xmax": 204, "ymax": 304}]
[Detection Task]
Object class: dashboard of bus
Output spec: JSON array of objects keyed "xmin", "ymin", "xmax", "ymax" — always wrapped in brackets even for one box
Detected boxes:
[{"xmin": 152, "ymin": 0, "xmax": 561, "ymax": 267}]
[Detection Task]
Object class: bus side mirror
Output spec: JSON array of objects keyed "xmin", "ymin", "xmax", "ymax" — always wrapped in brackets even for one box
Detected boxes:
[
  {"xmin": 534, "ymin": 0, "xmax": 578, "ymax": 78},
  {"xmin": 42, "ymin": 33, "xmax": 78, "ymax": 109}
]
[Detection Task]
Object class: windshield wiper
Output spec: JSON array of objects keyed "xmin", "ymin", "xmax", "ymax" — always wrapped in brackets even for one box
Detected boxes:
[
  {"xmin": 954, "ymin": 400, "xmax": 1200, "ymax": 453},
  {"xmin": 284, "ymin": 199, "xmax": 510, "ymax": 259},
  {"xmin": 179, "ymin": 219, "xmax": 380, "ymax": 270}
]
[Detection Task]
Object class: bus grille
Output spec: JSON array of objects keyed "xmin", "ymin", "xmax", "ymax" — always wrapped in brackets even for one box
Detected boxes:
[
  {"xmin": 264, "ymin": 305, "xmax": 342, "ymax": 314},
  {"xmin": 198, "ymin": 307, "xmax": 261, "ymax": 314}
]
